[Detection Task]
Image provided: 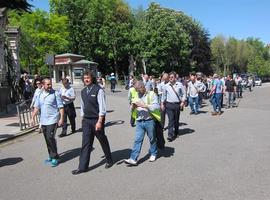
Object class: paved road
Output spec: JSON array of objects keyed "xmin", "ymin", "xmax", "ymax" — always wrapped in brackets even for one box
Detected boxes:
[{"xmin": 0, "ymin": 84, "xmax": 270, "ymax": 200}]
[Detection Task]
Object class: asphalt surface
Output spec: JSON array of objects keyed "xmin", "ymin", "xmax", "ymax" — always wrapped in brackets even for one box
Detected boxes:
[{"xmin": 0, "ymin": 84, "xmax": 270, "ymax": 200}]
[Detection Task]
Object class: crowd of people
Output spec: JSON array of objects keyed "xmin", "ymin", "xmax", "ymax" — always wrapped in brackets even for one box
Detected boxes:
[{"xmin": 26, "ymin": 69, "xmax": 252, "ymax": 174}]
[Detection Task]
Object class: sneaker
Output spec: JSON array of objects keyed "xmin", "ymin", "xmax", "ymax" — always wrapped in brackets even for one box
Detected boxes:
[
  {"xmin": 211, "ymin": 112, "xmax": 217, "ymax": 116},
  {"xmin": 44, "ymin": 157, "xmax": 52, "ymax": 164},
  {"xmin": 51, "ymin": 159, "xmax": 58, "ymax": 167},
  {"xmin": 149, "ymin": 155, "xmax": 156, "ymax": 162},
  {"xmin": 124, "ymin": 158, "xmax": 137, "ymax": 166}
]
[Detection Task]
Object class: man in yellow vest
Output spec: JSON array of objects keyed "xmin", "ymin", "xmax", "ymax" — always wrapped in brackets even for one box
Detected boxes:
[
  {"xmin": 125, "ymin": 81, "xmax": 161, "ymax": 166},
  {"xmin": 128, "ymin": 79, "xmax": 138, "ymax": 127}
]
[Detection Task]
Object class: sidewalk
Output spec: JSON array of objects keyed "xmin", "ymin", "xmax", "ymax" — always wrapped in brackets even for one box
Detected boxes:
[{"xmin": 0, "ymin": 104, "xmax": 36, "ymax": 143}]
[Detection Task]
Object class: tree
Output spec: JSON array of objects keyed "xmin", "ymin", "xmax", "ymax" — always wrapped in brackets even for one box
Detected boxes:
[
  {"xmin": 0, "ymin": 0, "xmax": 32, "ymax": 12},
  {"xmin": 50, "ymin": 0, "xmax": 133, "ymax": 78},
  {"xmin": 8, "ymin": 10, "xmax": 69, "ymax": 75}
]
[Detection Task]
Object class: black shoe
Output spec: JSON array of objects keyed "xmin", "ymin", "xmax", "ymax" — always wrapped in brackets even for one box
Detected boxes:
[
  {"xmin": 59, "ymin": 133, "xmax": 67, "ymax": 138},
  {"xmin": 71, "ymin": 169, "xmax": 87, "ymax": 175},
  {"xmin": 69, "ymin": 130, "xmax": 76, "ymax": 134},
  {"xmin": 105, "ymin": 162, "xmax": 113, "ymax": 169},
  {"xmin": 167, "ymin": 135, "xmax": 176, "ymax": 142}
]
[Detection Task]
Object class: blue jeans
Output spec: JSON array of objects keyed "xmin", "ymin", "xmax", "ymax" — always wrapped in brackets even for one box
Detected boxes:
[
  {"xmin": 226, "ymin": 92, "xmax": 234, "ymax": 107},
  {"xmin": 130, "ymin": 120, "xmax": 157, "ymax": 161},
  {"xmin": 189, "ymin": 96, "xmax": 199, "ymax": 113},
  {"xmin": 212, "ymin": 93, "xmax": 222, "ymax": 112}
]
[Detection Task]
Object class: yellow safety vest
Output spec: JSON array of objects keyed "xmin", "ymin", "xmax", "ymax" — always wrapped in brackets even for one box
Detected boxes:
[{"xmin": 131, "ymin": 91, "xmax": 161, "ymax": 122}]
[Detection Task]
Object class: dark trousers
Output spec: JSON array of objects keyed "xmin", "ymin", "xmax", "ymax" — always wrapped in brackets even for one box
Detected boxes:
[
  {"xmin": 166, "ymin": 102, "xmax": 180, "ymax": 138},
  {"xmin": 42, "ymin": 124, "xmax": 59, "ymax": 159},
  {"xmin": 160, "ymin": 108, "xmax": 166, "ymax": 129},
  {"xmin": 111, "ymin": 83, "xmax": 116, "ymax": 92},
  {"xmin": 155, "ymin": 121, "xmax": 165, "ymax": 149},
  {"xmin": 78, "ymin": 118, "xmax": 112, "ymax": 170},
  {"xmin": 62, "ymin": 102, "xmax": 76, "ymax": 133},
  {"xmin": 237, "ymin": 85, "xmax": 242, "ymax": 97}
]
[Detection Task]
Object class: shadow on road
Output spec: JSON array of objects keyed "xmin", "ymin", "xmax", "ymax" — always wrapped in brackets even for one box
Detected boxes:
[
  {"xmin": 157, "ymin": 146, "xmax": 175, "ymax": 159},
  {"xmin": 0, "ymin": 134, "xmax": 14, "ymax": 139},
  {"xmin": 0, "ymin": 157, "xmax": 23, "ymax": 167},
  {"xmin": 198, "ymin": 110, "xmax": 208, "ymax": 114},
  {"xmin": 59, "ymin": 147, "xmax": 88, "ymax": 164},
  {"xmin": 87, "ymin": 149, "xmax": 131, "ymax": 171},
  {"xmin": 178, "ymin": 128, "xmax": 195, "ymax": 136},
  {"xmin": 105, "ymin": 120, "xmax": 125, "ymax": 127}
]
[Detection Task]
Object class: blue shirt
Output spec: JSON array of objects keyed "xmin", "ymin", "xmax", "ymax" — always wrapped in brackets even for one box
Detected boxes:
[
  {"xmin": 59, "ymin": 85, "xmax": 76, "ymax": 105},
  {"xmin": 144, "ymin": 80, "xmax": 153, "ymax": 92},
  {"xmin": 34, "ymin": 89, "xmax": 64, "ymax": 125},
  {"xmin": 30, "ymin": 88, "xmax": 43, "ymax": 108},
  {"xmin": 213, "ymin": 79, "xmax": 224, "ymax": 94}
]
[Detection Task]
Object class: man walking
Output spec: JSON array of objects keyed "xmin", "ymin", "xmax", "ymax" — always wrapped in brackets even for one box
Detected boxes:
[
  {"xmin": 225, "ymin": 75, "xmax": 236, "ymax": 108},
  {"xmin": 31, "ymin": 78, "xmax": 64, "ymax": 167},
  {"xmin": 124, "ymin": 81, "xmax": 159, "ymax": 166},
  {"xmin": 72, "ymin": 70, "xmax": 113, "ymax": 175},
  {"xmin": 59, "ymin": 78, "xmax": 77, "ymax": 137},
  {"xmin": 161, "ymin": 72, "xmax": 186, "ymax": 142},
  {"xmin": 210, "ymin": 74, "xmax": 224, "ymax": 115}
]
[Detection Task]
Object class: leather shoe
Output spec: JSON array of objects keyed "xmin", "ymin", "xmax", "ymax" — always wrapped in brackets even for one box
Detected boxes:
[
  {"xmin": 167, "ymin": 135, "xmax": 176, "ymax": 142},
  {"xmin": 105, "ymin": 162, "xmax": 113, "ymax": 169},
  {"xmin": 71, "ymin": 169, "xmax": 87, "ymax": 175}
]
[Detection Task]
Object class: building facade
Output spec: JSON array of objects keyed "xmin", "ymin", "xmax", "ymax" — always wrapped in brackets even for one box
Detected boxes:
[{"xmin": 53, "ymin": 53, "xmax": 98, "ymax": 84}]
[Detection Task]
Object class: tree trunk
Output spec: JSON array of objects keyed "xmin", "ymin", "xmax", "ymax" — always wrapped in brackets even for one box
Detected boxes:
[
  {"xmin": 114, "ymin": 59, "xmax": 119, "ymax": 80},
  {"xmin": 142, "ymin": 58, "xmax": 146, "ymax": 74},
  {"xmin": 129, "ymin": 55, "xmax": 135, "ymax": 76}
]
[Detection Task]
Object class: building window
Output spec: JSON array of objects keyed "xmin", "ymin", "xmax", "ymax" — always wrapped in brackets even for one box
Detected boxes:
[{"xmin": 74, "ymin": 69, "xmax": 83, "ymax": 79}]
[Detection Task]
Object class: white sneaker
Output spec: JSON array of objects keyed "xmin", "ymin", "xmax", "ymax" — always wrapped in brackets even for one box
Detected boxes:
[
  {"xmin": 149, "ymin": 155, "xmax": 156, "ymax": 162},
  {"xmin": 124, "ymin": 158, "xmax": 137, "ymax": 165}
]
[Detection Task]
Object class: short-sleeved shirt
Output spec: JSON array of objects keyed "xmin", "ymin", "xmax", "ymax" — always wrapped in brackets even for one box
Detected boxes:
[
  {"xmin": 213, "ymin": 79, "xmax": 224, "ymax": 94},
  {"xmin": 225, "ymin": 79, "xmax": 236, "ymax": 92},
  {"xmin": 59, "ymin": 86, "xmax": 75, "ymax": 105},
  {"xmin": 34, "ymin": 89, "xmax": 63, "ymax": 125}
]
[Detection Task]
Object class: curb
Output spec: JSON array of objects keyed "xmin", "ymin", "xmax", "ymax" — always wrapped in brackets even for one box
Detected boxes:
[{"xmin": 0, "ymin": 127, "xmax": 38, "ymax": 144}]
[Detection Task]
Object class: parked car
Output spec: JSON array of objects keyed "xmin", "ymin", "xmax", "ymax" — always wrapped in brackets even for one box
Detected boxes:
[{"xmin": 254, "ymin": 77, "xmax": 262, "ymax": 86}]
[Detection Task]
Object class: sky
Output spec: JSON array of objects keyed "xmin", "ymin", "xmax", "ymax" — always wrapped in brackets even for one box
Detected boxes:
[{"xmin": 30, "ymin": 0, "xmax": 270, "ymax": 44}]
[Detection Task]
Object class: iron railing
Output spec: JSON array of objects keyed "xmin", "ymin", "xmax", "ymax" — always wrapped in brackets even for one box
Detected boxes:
[{"xmin": 16, "ymin": 99, "xmax": 39, "ymax": 131}]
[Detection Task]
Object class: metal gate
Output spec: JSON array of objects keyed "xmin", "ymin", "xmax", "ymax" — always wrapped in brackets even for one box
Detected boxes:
[{"xmin": 16, "ymin": 100, "xmax": 39, "ymax": 131}]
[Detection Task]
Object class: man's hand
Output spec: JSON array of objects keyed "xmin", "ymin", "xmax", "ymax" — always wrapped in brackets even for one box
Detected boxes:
[
  {"xmin": 180, "ymin": 102, "xmax": 185, "ymax": 109},
  {"xmin": 135, "ymin": 101, "xmax": 147, "ymax": 108},
  {"xmin": 30, "ymin": 118, "xmax": 36, "ymax": 127},
  {"xmin": 58, "ymin": 118, "xmax": 64, "ymax": 127},
  {"xmin": 161, "ymin": 103, "xmax": 165, "ymax": 111},
  {"xmin": 95, "ymin": 121, "xmax": 102, "ymax": 131}
]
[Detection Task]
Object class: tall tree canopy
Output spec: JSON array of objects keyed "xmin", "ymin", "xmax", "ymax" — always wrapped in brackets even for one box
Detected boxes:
[{"xmin": 8, "ymin": 10, "xmax": 69, "ymax": 75}]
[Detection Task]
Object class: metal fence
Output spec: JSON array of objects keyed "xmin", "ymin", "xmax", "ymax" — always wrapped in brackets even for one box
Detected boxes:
[{"xmin": 16, "ymin": 100, "xmax": 39, "ymax": 131}]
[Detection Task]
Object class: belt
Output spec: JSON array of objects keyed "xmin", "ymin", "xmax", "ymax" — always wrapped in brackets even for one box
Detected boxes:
[
  {"xmin": 167, "ymin": 102, "xmax": 180, "ymax": 104},
  {"xmin": 137, "ymin": 118, "xmax": 153, "ymax": 122}
]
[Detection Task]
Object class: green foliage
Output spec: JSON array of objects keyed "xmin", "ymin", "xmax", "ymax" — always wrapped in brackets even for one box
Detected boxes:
[
  {"xmin": 8, "ymin": 9, "xmax": 69, "ymax": 75},
  {"xmin": 50, "ymin": 0, "xmax": 133, "ymax": 78},
  {"xmin": 210, "ymin": 35, "xmax": 269, "ymax": 76},
  {"xmin": 130, "ymin": 3, "xmax": 211, "ymax": 76}
]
